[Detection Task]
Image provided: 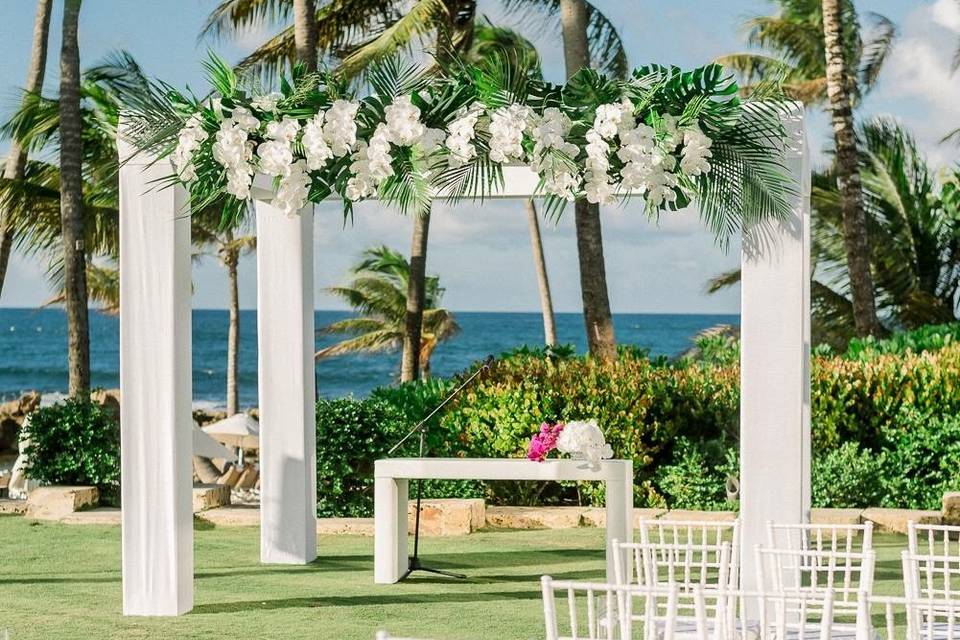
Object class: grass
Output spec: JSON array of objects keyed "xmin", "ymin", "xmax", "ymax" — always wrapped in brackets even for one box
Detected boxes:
[{"xmin": 0, "ymin": 515, "xmax": 912, "ymax": 639}]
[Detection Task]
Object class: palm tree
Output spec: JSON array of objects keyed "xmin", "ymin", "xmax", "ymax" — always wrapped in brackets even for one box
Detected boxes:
[
  {"xmin": 821, "ymin": 0, "xmax": 880, "ymax": 337},
  {"xmin": 708, "ymin": 119, "xmax": 960, "ymax": 345},
  {"xmin": 59, "ymin": 0, "xmax": 90, "ymax": 396},
  {"xmin": 317, "ymin": 246, "xmax": 459, "ymax": 378},
  {"xmin": 0, "ymin": 0, "xmax": 53, "ymax": 299},
  {"xmin": 559, "ymin": 0, "xmax": 616, "ymax": 362},
  {"xmin": 466, "ymin": 22, "xmax": 557, "ymax": 346},
  {"xmin": 200, "ymin": 0, "xmax": 626, "ymax": 84},
  {"xmin": 0, "ymin": 54, "xmax": 157, "ymax": 322},
  {"xmin": 717, "ymin": 0, "xmax": 895, "ymax": 105},
  {"xmin": 192, "ymin": 213, "xmax": 257, "ymax": 416},
  {"xmin": 203, "ymin": 0, "xmax": 625, "ymax": 373},
  {"xmin": 718, "ymin": 0, "xmax": 895, "ymax": 337}
]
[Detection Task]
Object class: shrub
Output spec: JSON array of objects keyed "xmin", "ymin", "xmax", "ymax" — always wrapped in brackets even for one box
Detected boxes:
[
  {"xmin": 811, "ymin": 442, "xmax": 884, "ymax": 509},
  {"xmin": 878, "ymin": 409, "xmax": 960, "ymax": 510},
  {"xmin": 22, "ymin": 398, "xmax": 120, "ymax": 505},
  {"xmin": 843, "ymin": 323, "xmax": 960, "ymax": 360},
  {"xmin": 315, "ymin": 397, "xmax": 409, "ymax": 517},
  {"xmin": 652, "ymin": 437, "xmax": 738, "ymax": 510}
]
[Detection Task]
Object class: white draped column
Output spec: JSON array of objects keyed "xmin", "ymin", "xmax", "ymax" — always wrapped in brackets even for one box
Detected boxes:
[
  {"xmin": 118, "ymin": 138, "xmax": 193, "ymax": 615},
  {"xmin": 256, "ymin": 200, "xmax": 318, "ymax": 564},
  {"xmin": 739, "ymin": 104, "xmax": 812, "ymax": 591}
]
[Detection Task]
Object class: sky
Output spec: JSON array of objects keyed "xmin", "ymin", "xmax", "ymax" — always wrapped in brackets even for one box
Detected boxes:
[{"xmin": 0, "ymin": 0, "xmax": 957, "ymax": 314}]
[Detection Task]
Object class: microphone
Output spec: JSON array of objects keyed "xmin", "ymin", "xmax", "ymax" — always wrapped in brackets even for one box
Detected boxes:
[{"xmin": 387, "ymin": 355, "xmax": 495, "ymax": 456}]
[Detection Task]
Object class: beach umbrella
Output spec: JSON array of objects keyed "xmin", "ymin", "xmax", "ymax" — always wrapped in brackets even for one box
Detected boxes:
[
  {"xmin": 201, "ymin": 413, "xmax": 260, "ymax": 464},
  {"xmin": 193, "ymin": 421, "xmax": 237, "ymax": 462}
]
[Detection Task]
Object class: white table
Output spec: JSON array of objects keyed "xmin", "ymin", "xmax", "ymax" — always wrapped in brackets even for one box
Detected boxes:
[{"xmin": 373, "ymin": 458, "xmax": 634, "ymax": 584}]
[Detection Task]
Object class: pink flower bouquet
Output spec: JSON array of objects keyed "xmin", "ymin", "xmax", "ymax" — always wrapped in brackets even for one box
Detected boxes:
[{"xmin": 527, "ymin": 421, "xmax": 565, "ymax": 462}]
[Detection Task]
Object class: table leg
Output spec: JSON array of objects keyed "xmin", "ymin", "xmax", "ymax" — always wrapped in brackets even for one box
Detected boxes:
[
  {"xmin": 375, "ymin": 476, "xmax": 408, "ymax": 584},
  {"xmin": 605, "ymin": 464, "xmax": 633, "ymax": 582}
]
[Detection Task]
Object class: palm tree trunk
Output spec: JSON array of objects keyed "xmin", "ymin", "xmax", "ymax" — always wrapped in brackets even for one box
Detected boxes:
[
  {"xmin": 559, "ymin": 0, "xmax": 617, "ymax": 362},
  {"xmin": 225, "ymin": 247, "xmax": 240, "ymax": 416},
  {"xmin": 59, "ymin": 0, "xmax": 89, "ymax": 397},
  {"xmin": 293, "ymin": 0, "xmax": 318, "ymax": 72},
  {"xmin": 524, "ymin": 200, "xmax": 557, "ymax": 346},
  {"xmin": 401, "ymin": 209, "xmax": 430, "ymax": 382},
  {"xmin": 822, "ymin": 0, "xmax": 881, "ymax": 337},
  {"xmin": 0, "ymin": 0, "xmax": 53, "ymax": 298}
]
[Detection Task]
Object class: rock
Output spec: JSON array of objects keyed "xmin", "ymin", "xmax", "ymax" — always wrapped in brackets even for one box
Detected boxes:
[
  {"xmin": 236, "ymin": 467, "xmax": 259, "ymax": 490},
  {"xmin": 581, "ymin": 507, "xmax": 667, "ymax": 529},
  {"xmin": 26, "ymin": 486, "xmax": 99, "ymax": 520},
  {"xmin": 862, "ymin": 507, "xmax": 940, "ymax": 534},
  {"xmin": 659, "ymin": 510, "xmax": 737, "ymax": 522},
  {"xmin": 0, "ymin": 417, "xmax": 20, "ymax": 453},
  {"xmin": 0, "ymin": 498, "xmax": 27, "ymax": 514},
  {"xmin": 485, "ymin": 506, "xmax": 585, "ymax": 530},
  {"xmin": 0, "ymin": 391, "xmax": 40, "ymax": 418},
  {"xmin": 942, "ymin": 493, "xmax": 960, "ymax": 526},
  {"xmin": 217, "ymin": 466, "xmax": 241, "ymax": 487},
  {"xmin": 193, "ymin": 484, "xmax": 230, "ymax": 512},
  {"xmin": 409, "ymin": 498, "xmax": 485, "ymax": 536},
  {"xmin": 317, "ymin": 517, "xmax": 375, "ymax": 536},
  {"xmin": 90, "ymin": 389, "xmax": 120, "ymax": 417},
  {"xmin": 811, "ymin": 508, "xmax": 863, "ymax": 526}
]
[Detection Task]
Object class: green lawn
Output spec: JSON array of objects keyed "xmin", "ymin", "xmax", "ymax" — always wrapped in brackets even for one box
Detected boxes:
[{"xmin": 0, "ymin": 515, "xmax": 911, "ymax": 639}]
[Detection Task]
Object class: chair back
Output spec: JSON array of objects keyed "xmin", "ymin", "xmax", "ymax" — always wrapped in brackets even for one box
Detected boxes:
[
  {"xmin": 909, "ymin": 521, "xmax": 960, "ymax": 558},
  {"xmin": 868, "ymin": 594, "xmax": 960, "ymax": 640},
  {"xmin": 636, "ymin": 519, "xmax": 740, "ymax": 587},
  {"xmin": 755, "ymin": 545, "xmax": 875, "ymax": 618},
  {"xmin": 540, "ymin": 576, "xmax": 684, "ymax": 640},
  {"xmin": 903, "ymin": 549, "xmax": 960, "ymax": 601},
  {"xmin": 766, "ymin": 520, "xmax": 873, "ymax": 554},
  {"xmin": 614, "ymin": 540, "xmax": 732, "ymax": 590}
]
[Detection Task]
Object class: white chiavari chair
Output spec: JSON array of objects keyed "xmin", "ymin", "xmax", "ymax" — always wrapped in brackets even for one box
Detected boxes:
[
  {"xmin": 638, "ymin": 520, "xmax": 741, "ymax": 588},
  {"xmin": 909, "ymin": 522, "xmax": 960, "ymax": 558},
  {"xmin": 903, "ymin": 550, "xmax": 960, "ymax": 602},
  {"xmin": 714, "ymin": 589, "xmax": 836, "ymax": 640},
  {"xmin": 766, "ymin": 521, "xmax": 874, "ymax": 555},
  {"xmin": 612, "ymin": 540, "xmax": 733, "ymax": 637},
  {"xmin": 541, "ymin": 576, "xmax": 685, "ymax": 640},
  {"xmin": 755, "ymin": 545, "xmax": 875, "ymax": 636},
  {"xmin": 868, "ymin": 594, "xmax": 960, "ymax": 640}
]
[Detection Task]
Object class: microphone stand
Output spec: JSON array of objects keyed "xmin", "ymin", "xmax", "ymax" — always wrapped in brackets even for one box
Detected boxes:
[{"xmin": 387, "ymin": 357, "xmax": 493, "ymax": 581}]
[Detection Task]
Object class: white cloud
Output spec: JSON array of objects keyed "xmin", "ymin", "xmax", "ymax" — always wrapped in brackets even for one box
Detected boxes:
[{"xmin": 879, "ymin": 0, "xmax": 960, "ymax": 166}]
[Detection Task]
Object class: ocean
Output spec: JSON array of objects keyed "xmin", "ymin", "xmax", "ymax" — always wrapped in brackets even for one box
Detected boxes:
[{"xmin": 0, "ymin": 308, "xmax": 738, "ymax": 409}]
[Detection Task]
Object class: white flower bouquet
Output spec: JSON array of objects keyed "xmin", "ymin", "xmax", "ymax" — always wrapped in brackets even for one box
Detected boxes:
[{"xmin": 555, "ymin": 420, "xmax": 614, "ymax": 466}]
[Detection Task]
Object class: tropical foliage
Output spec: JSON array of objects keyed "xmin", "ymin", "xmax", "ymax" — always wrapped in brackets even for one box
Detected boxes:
[
  {"xmin": 709, "ymin": 119, "xmax": 960, "ymax": 345},
  {"xmin": 317, "ymin": 245, "xmax": 459, "ymax": 377},
  {"xmin": 200, "ymin": 0, "xmax": 628, "ymax": 82},
  {"xmin": 717, "ymin": 0, "xmax": 896, "ymax": 104},
  {"xmin": 125, "ymin": 53, "xmax": 796, "ymax": 245}
]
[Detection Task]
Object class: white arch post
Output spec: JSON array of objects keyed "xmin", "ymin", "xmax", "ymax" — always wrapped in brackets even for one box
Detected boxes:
[
  {"xmin": 738, "ymin": 104, "xmax": 812, "ymax": 590},
  {"xmin": 118, "ymin": 140, "xmax": 194, "ymax": 616},
  {"xmin": 116, "ymin": 105, "xmax": 809, "ymax": 615},
  {"xmin": 253, "ymin": 191, "xmax": 318, "ymax": 565}
]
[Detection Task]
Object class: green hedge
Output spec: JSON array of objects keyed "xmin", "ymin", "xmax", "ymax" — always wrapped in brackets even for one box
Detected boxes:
[
  {"xmin": 22, "ymin": 398, "xmax": 120, "ymax": 505},
  {"xmin": 348, "ymin": 333, "xmax": 960, "ymax": 512}
]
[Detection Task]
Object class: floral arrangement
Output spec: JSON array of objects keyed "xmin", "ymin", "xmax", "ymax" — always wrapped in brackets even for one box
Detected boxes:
[
  {"xmin": 125, "ymin": 54, "xmax": 794, "ymax": 236},
  {"xmin": 527, "ymin": 419, "xmax": 614, "ymax": 465}
]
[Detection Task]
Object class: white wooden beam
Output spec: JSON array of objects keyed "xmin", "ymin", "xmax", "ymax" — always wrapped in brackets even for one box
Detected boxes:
[
  {"xmin": 118, "ymin": 138, "xmax": 193, "ymax": 615},
  {"xmin": 256, "ymin": 201, "xmax": 318, "ymax": 564},
  {"xmin": 739, "ymin": 104, "xmax": 811, "ymax": 591}
]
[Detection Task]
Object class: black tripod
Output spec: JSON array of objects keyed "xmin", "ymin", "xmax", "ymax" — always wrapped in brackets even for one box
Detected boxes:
[{"xmin": 387, "ymin": 357, "xmax": 492, "ymax": 581}]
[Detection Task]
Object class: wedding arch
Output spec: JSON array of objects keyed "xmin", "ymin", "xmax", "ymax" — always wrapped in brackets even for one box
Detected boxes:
[{"xmin": 117, "ymin": 56, "xmax": 810, "ymax": 616}]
